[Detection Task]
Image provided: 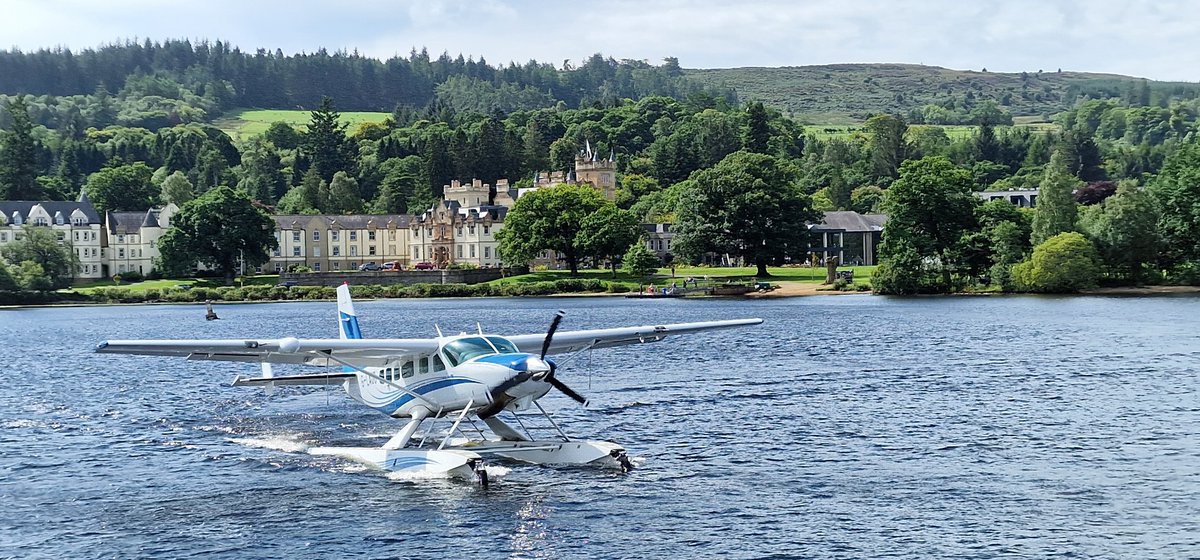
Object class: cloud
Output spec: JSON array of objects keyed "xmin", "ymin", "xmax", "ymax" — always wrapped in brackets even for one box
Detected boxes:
[{"xmin": 0, "ymin": 0, "xmax": 1196, "ymax": 80}]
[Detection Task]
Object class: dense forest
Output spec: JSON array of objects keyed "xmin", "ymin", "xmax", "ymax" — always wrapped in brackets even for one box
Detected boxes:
[
  {"xmin": 2, "ymin": 38, "xmax": 1200, "ymax": 292},
  {"xmin": 0, "ymin": 39, "xmax": 733, "ymax": 129}
]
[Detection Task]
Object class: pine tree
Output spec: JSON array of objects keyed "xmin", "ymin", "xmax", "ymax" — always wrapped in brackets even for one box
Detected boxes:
[
  {"xmin": 160, "ymin": 170, "xmax": 195, "ymax": 205},
  {"xmin": 743, "ymin": 101, "xmax": 770, "ymax": 154},
  {"xmin": 303, "ymin": 96, "xmax": 354, "ymax": 182},
  {"xmin": 1031, "ymin": 150, "xmax": 1081, "ymax": 246},
  {"xmin": 0, "ymin": 96, "xmax": 44, "ymax": 200}
]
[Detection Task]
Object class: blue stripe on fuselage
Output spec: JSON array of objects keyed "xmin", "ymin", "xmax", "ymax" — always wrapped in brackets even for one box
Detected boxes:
[{"xmin": 379, "ymin": 377, "xmax": 482, "ymax": 415}]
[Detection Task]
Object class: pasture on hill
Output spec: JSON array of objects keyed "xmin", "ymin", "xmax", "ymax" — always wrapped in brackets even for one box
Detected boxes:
[{"xmin": 214, "ymin": 109, "xmax": 392, "ymax": 141}]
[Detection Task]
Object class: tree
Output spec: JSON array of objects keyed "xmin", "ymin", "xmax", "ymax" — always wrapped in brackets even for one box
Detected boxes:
[
  {"xmin": 160, "ymin": 170, "xmax": 195, "ymax": 205},
  {"xmin": 864, "ymin": 114, "xmax": 908, "ymax": 183},
  {"xmin": 3, "ymin": 226, "xmax": 78, "ymax": 287},
  {"xmin": 1079, "ymin": 179, "xmax": 1159, "ymax": 282},
  {"xmin": 303, "ymin": 96, "xmax": 355, "ymax": 182},
  {"xmin": 326, "ymin": 171, "xmax": 363, "ymax": 214},
  {"xmin": 495, "ymin": 184, "xmax": 607, "ymax": 275},
  {"xmin": 373, "ymin": 155, "xmax": 425, "ymax": 214},
  {"xmin": 1031, "ymin": 150, "xmax": 1080, "ymax": 246},
  {"xmin": 874, "ymin": 156, "xmax": 978, "ymax": 293},
  {"xmin": 10, "ymin": 260, "xmax": 53, "ymax": 291},
  {"xmin": 622, "ymin": 241, "xmax": 660, "ymax": 279},
  {"xmin": 236, "ymin": 139, "xmax": 287, "ymax": 203},
  {"xmin": 673, "ymin": 151, "xmax": 818, "ymax": 277},
  {"xmin": 850, "ymin": 185, "xmax": 885, "ymax": 214},
  {"xmin": 1012, "ymin": 232, "xmax": 1100, "ymax": 292},
  {"xmin": 84, "ymin": 163, "xmax": 157, "ymax": 212},
  {"xmin": 0, "ymin": 96, "xmax": 43, "ymax": 200},
  {"xmin": 577, "ymin": 204, "xmax": 642, "ymax": 276},
  {"xmin": 0, "ymin": 259, "xmax": 18, "ymax": 291},
  {"xmin": 157, "ymin": 186, "xmax": 278, "ymax": 283},
  {"xmin": 1150, "ymin": 140, "xmax": 1200, "ymax": 268},
  {"xmin": 743, "ymin": 101, "xmax": 770, "ymax": 154}
]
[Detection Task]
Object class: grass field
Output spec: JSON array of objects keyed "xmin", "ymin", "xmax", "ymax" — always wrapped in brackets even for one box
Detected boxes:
[
  {"xmin": 214, "ymin": 109, "xmax": 392, "ymax": 141},
  {"xmin": 68, "ymin": 275, "xmax": 280, "ymax": 294}
]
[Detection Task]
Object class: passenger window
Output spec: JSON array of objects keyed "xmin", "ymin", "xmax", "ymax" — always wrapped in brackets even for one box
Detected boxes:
[
  {"xmin": 433, "ymin": 354, "xmax": 446, "ymax": 371},
  {"xmin": 401, "ymin": 362, "xmax": 415, "ymax": 378},
  {"xmin": 418, "ymin": 357, "xmax": 429, "ymax": 374}
]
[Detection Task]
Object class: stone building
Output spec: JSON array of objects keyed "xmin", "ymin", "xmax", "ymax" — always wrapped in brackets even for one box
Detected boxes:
[
  {"xmin": 529, "ymin": 142, "xmax": 618, "ymax": 200},
  {"xmin": 0, "ymin": 194, "xmax": 105, "ymax": 281},
  {"xmin": 410, "ymin": 179, "xmax": 507, "ymax": 268},
  {"xmin": 104, "ymin": 204, "xmax": 178, "ymax": 277},
  {"xmin": 270, "ymin": 214, "xmax": 413, "ymax": 273}
]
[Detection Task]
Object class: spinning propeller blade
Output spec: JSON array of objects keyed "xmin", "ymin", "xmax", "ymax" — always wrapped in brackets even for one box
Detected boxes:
[
  {"xmin": 540, "ymin": 310, "xmax": 565, "ymax": 360},
  {"xmin": 540, "ymin": 310, "xmax": 589, "ymax": 406}
]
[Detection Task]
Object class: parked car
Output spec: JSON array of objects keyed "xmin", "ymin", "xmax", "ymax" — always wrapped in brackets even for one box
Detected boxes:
[
  {"xmin": 382, "ymin": 261, "xmax": 401, "ymax": 271},
  {"xmin": 358, "ymin": 262, "xmax": 380, "ymax": 271},
  {"xmin": 414, "ymin": 262, "xmax": 435, "ymax": 270}
]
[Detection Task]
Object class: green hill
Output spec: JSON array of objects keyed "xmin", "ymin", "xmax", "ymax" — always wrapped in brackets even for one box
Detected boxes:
[{"xmin": 685, "ymin": 63, "xmax": 1200, "ymax": 123}]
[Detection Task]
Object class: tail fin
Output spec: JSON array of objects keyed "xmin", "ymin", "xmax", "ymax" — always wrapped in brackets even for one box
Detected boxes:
[{"xmin": 337, "ymin": 283, "xmax": 362, "ymax": 339}]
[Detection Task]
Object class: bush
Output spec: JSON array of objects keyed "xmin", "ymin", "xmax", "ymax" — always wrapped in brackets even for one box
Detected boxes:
[
  {"xmin": 1012, "ymin": 232, "xmax": 1100, "ymax": 293},
  {"xmin": 1166, "ymin": 261, "xmax": 1200, "ymax": 286},
  {"xmin": 119, "ymin": 270, "xmax": 145, "ymax": 283}
]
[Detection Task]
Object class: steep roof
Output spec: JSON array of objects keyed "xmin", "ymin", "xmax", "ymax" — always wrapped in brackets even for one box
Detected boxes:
[
  {"xmin": 107, "ymin": 208, "xmax": 168, "ymax": 234},
  {"xmin": 811, "ymin": 211, "xmax": 888, "ymax": 233},
  {"xmin": 0, "ymin": 200, "xmax": 102, "ymax": 225}
]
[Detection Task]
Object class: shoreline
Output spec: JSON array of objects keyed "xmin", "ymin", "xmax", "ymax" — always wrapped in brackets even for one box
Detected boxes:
[{"xmin": 4, "ymin": 283, "xmax": 1199, "ymax": 310}]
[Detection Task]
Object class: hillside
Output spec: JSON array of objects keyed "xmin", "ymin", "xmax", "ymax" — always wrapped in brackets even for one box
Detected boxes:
[{"xmin": 685, "ymin": 63, "xmax": 1200, "ymax": 123}]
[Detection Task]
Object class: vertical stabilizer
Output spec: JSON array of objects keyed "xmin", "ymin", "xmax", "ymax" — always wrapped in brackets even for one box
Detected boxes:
[{"xmin": 337, "ymin": 283, "xmax": 363, "ymax": 339}]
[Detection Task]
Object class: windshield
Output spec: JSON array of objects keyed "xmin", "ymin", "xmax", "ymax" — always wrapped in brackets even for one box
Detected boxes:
[
  {"xmin": 441, "ymin": 337, "xmax": 497, "ymax": 367},
  {"xmin": 486, "ymin": 336, "xmax": 519, "ymax": 354}
]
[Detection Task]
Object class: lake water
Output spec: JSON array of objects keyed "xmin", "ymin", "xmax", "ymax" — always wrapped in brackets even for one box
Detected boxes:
[{"xmin": 1, "ymin": 294, "xmax": 1198, "ymax": 559}]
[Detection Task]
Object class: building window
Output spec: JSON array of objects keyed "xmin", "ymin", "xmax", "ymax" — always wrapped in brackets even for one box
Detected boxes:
[
  {"xmin": 457, "ymin": 245, "xmax": 463, "ymax": 258},
  {"xmin": 456, "ymin": 227, "xmax": 463, "ymax": 237},
  {"xmin": 350, "ymin": 246, "xmax": 358, "ymax": 256},
  {"xmin": 368, "ymin": 231, "xmax": 376, "ymax": 241},
  {"xmin": 117, "ymin": 235, "xmax": 125, "ymax": 243},
  {"xmin": 73, "ymin": 218, "xmax": 86, "ymax": 226},
  {"xmin": 91, "ymin": 231, "xmax": 97, "ymax": 241},
  {"xmin": 484, "ymin": 226, "xmax": 490, "ymax": 235},
  {"xmin": 350, "ymin": 231, "xmax": 358, "ymax": 241},
  {"xmin": 314, "ymin": 262, "xmax": 321, "ymax": 271},
  {"xmin": 275, "ymin": 263, "xmax": 283, "ymax": 272},
  {"xmin": 293, "ymin": 246, "xmax": 301, "ymax": 257},
  {"xmin": 33, "ymin": 217, "xmax": 48, "ymax": 226},
  {"xmin": 333, "ymin": 246, "xmax": 340, "ymax": 256},
  {"xmin": 331, "ymin": 230, "xmax": 340, "ymax": 241},
  {"xmin": 150, "ymin": 240, "xmax": 156, "ymax": 249},
  {"xmin": 0, "ymin": 233, "xmax": 6, "ymax": 242},
  {"xmin": 292, "ymin": 231, "xmax": 301, "ymax": 242},
  {"xmin": 313, "ymin": 230, "xmax": 320, "ymax": 241},
  {"xmin": 57, "ymin": 232, "xmax": 65, "ymax": 241},
  {"xmin": 469, "ymin": 225, "xmax": 476, "ymax": 235},
  {"xmin": 415, "ymin": 247, "xmax": 421, "ymax": 259},
  {"xmin": 369, "ymin": 246, "xmax": 376, "ymax": 256},
  {"xmin": 470, "ymin": 245, "xmax": 475, "ymax": 258},
  {"xmin": 484, "ymin": 247, "xmax": 490, "ymax": 258},
  {"xmin": 273, "ymin": 247, "xmax": 281, "ymax": 256},
  {"xmin": 118, "ymin": 248, "xmax": 125, "ymax": 258}
]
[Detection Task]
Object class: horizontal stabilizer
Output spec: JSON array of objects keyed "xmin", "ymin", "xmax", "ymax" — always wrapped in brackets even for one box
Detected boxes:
[{"xmin": 232, "ymin": 372, "xmax": 355, "ymax": 387}]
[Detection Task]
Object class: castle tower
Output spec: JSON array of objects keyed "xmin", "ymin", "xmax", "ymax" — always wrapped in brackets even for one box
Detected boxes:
[
  {"xmin": 573, "ymin": 142, "xmax": 617, "ymax": 200},
  {"xmin": 443, "ymin": 178, "xmax": 491, "ymax": 207}
]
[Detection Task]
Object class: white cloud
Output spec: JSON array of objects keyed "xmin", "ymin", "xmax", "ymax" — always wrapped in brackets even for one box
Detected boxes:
[{"xmin": 0, "ymin": 0, "xmax": 1196, "ymax": 80}]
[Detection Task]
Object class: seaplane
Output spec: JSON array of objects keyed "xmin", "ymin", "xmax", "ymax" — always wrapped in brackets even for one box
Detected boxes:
[{"xmin": 95, "ymin": 284, "xmax": 762, "ymax": 484}]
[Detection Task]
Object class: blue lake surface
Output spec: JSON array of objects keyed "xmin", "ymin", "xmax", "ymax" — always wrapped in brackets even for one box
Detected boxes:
[{"xmin": 1, "ymin": 294, "xmax": 1198, "ymax": 559}]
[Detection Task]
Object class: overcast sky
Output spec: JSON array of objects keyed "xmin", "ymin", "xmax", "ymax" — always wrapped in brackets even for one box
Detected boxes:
[{"xmin": 3, "ymin": 0, "xmax": 1196, "ymax": 82}]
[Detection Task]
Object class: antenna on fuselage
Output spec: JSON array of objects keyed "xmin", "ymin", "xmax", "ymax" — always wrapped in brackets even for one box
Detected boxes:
[{"xmin": 434, "ymin": 324, "xmax": 443, "ymax": 337}]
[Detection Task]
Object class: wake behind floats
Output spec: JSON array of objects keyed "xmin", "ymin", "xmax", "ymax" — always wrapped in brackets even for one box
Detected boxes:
[{"xmin": 95, "ymin": 284, "xmax": 762, "ymax": 484}]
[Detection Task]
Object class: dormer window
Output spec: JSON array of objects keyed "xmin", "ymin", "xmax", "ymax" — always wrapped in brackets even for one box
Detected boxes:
[
  {"xmin": 33, "ymin": 217, "xmax": 48, "ymax": 226},
  {"xmin": 55, "ymin": 213, "xmax": 65, "ymax": 225},
  {"xmin": 11, "ymin": 212, "xmax": 21, "ymax": 226},
  {"xmin": 72, "ymin": 218, "xmax": 86, "ymax": 226}
]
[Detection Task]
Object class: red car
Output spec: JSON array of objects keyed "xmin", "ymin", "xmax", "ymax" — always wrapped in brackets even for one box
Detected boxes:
[{"xmin": 414, "ymin": 262, "xmax": 435, "ymax": 270}]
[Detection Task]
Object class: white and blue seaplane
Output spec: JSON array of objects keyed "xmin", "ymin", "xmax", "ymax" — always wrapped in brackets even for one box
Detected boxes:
[{"xmin": 95, "ymin": 284, "xmax": 761, "ymax": 484}]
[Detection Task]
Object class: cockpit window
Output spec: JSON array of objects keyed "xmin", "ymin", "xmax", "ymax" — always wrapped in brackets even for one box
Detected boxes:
[
  {"xmin": 486, "ymin": 336, "xmax": 519, "ymax": 354},
  {"xmin": 442, "ymin": 337, "xmax": 498, "ymax": 367}
]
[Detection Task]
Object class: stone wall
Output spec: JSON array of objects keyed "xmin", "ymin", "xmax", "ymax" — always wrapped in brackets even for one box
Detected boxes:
[{"xmin": 279, "ymin": 268, "xmax": 508, "ymax": 286}]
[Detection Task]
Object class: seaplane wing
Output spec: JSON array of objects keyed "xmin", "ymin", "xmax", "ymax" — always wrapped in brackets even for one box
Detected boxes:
[
  {"xmin": 94, "ymin": 337, "xmax": 441, "ymax": 367},
  {"xmin": 505, "ymin": 318, "xmax": 764, "ymax": 355}
]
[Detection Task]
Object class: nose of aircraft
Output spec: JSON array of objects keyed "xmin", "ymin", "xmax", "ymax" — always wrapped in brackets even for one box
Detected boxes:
[{"xmin": 523, "ymin": 356, "xmax": 551, "ymax": 380}]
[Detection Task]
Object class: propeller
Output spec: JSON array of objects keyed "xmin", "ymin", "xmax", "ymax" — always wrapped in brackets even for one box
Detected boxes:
[
  {"xmin": 541, "ymin": 311, "xmax": 588, "ymax": 406},
  {"xmin": 477, "ymin": 310, "xmax": 586, "ymax": 418}
]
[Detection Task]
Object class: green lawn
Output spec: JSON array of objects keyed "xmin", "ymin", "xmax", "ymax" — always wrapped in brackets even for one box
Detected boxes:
[
  {"xmin": 214, "ymin": 109, "xmax": 392, "ymax": 141},
  {"xmin": 806, "ymin": 123, "xmax": 1057, "ymax": 142}
]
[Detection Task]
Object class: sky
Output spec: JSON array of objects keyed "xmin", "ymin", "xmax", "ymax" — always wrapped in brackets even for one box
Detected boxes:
[{"xmin": 2, "ymin": 0, "xmax": 1197, "ymax": 82}]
